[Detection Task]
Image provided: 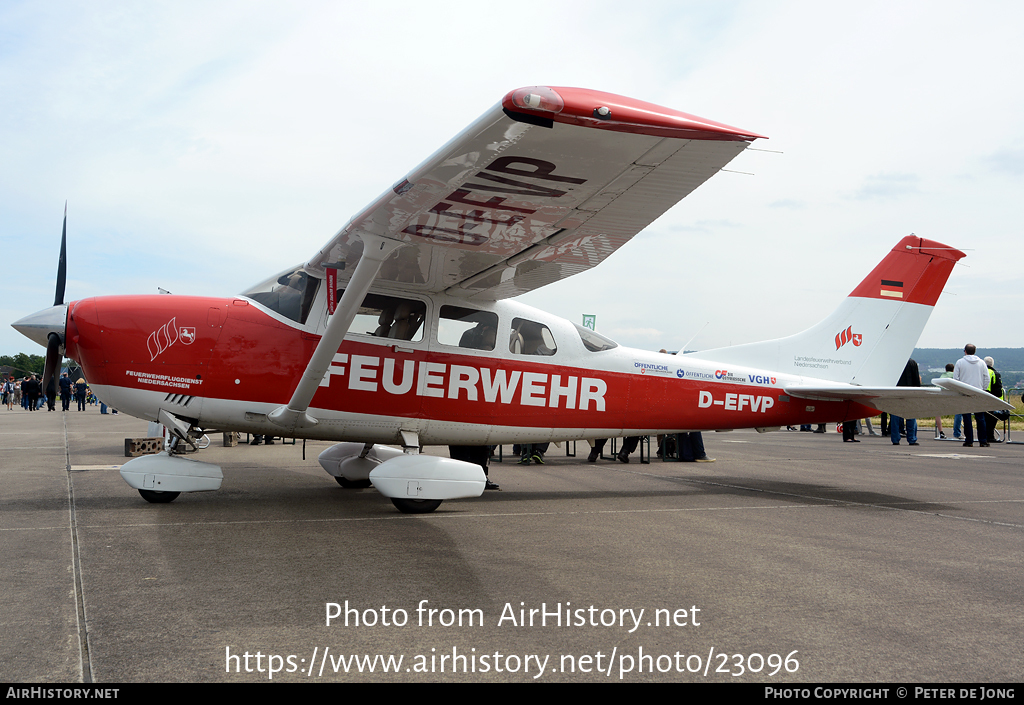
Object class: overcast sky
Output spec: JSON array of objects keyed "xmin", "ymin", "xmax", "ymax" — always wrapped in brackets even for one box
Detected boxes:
[{"xmin": 3, "ymin": 1, "xmax": 1022, "ymax": 357}]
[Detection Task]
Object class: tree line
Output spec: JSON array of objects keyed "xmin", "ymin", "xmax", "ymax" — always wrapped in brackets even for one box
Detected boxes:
[{"xmin": 1, "ymin": 353, "xmax": 46, "ymax": 376}]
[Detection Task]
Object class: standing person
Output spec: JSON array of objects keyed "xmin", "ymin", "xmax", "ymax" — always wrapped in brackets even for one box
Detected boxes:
[
  {"xmin": 449, "ymin": 446, "xmax": 499, "ymax": 490},
  {"xmin": 953, "ymin": 344, "xmax": 989, "ymax": 447},
  {"xmin": 891, "ymin": 359, "xmax": 921, "ymax": 446},
  {"xmin": 587, "ymin": 438, "xmax": 609, "ymax": 462},
  {"xmin": 59, "ymin": 373, "xmax": 73, "ymax": 412},
  {"xmin": 935, "ymin": 364, "xmax": 954, "ymax": 439},
  {"xmin": 518, "ymin": 442, "xmax": 547, "ymax": 465},
  {"xmin": 678, "ymin": 432, "xmax": 715, "ymax": 462},
  {"xmin": 24, "ymin": 375, "xmax": 40, "ymax": 412},
  {"xmin": 617, "ymin": 436, "xmax": 642, "ymax": 463},
  {"xmin": 75, "ymin": 378, "xmax": 88, "ymax": 411},
  {"xmin": 45, "ymin": 374, "xmax": 56, "ymax": 411},
  {"xmin": 984, "ymin": 356, "xmax": 1003, "ymax": 443}
]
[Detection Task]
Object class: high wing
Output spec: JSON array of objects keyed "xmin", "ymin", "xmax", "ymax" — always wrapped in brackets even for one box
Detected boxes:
[
  {"xmin": 271, "ymin": 87, "xmax": 762, "ymax": 433},
  {"xmin": 305, "ymin": 86, "xmax": 763, "ymax": 300},
  {"xmin": 785, "ymin": 378, "xmax": 1013, "ymax": 419}
]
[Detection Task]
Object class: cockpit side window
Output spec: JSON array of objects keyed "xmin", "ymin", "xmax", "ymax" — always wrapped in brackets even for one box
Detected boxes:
[
  {"xmin": 509, "ymin": 317, "xmax": 557, "ymax": 356},
  {"xmin": 438, "ymin": 306, "xmax": 498, "ymax": 351},
  {"xmin": 337, "ymin": 290, "xmax": 426, "ymax": 342},
  {"xmin": 241, "ymin": 266, "xmax": 321, "ymax": 325}
]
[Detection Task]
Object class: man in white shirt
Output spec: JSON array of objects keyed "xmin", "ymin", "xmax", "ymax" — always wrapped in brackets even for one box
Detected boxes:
[{"xmin": 953, "ymin": 343, "xmax": 989, "ymax": 447}]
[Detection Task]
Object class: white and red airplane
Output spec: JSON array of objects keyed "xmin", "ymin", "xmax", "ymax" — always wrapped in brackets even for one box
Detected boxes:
[{"xmin": 13, "ymin": 86, "xmax": 1010, "ymax": 513}]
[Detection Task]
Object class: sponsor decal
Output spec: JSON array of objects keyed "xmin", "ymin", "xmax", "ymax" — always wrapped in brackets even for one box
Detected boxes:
[
  {"xmin": 634, "ymin": 361, "xmax": 671, "ymax": 375},
  {"xmin": 714, "ymin": 369, "xmax": 747, "ymax": 383},
  {"xmin": 747, "ymin": 374, "xmax": 777, "ymax": 385},
  {"xmin": 318, "ymin": 353, "xmax": 608, "ymax": 412},
  {"xmin": 834, "ymin": 325, "xmax": 862, "ymax": 350},
  {"xmin": 676, "ymin": 369, "xmax": 715, "ymax": 381},
  {"xmin": 698, "ymin": 390, "xmax": 775, "ymax": 413}
]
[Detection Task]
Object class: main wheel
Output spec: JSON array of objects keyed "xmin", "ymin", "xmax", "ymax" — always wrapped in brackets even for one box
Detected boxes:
[
  {"xmin": 139, "ymin": 489, "xmax": 180, "ymax": 503},
  {"xmin": 335, "ymin": 476, "xmax": 372, "ymax": 489},
  {"xmin": 390, "ymin": 498, "xmax": 442, "ymax": 514}
]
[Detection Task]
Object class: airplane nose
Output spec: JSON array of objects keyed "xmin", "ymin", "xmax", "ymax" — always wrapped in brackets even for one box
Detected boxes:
[{"xmin": 12, "ymin": 304, "xmax": 68, "ymax": 348}]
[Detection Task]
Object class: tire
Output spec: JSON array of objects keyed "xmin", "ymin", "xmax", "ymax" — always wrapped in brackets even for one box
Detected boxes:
[
  {"xmin": 139, "ymin": 489, "xmax": 180, "ymax": 503},
  {"xmin": 335, "ymin": 476, "xmax": 372, "ymax": 489},
  {"xmin": 390, "ymin": 498, "xmax": 442, "ymax": 514}
]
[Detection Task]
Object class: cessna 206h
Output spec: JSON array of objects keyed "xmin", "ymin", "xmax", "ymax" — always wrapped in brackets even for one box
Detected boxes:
[{"xmin": 13, "ymin": 86, "xmax": 1010, "ymax": 513}]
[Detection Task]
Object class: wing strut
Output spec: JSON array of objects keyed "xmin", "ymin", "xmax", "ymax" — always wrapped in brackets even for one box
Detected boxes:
[{"xmin": 268, "ymin": 233, "xmax": 405, "ymax": 433}]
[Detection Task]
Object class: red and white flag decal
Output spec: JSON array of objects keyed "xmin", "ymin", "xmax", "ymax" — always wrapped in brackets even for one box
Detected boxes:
[{"xmin": 326, "ymin": 268, "xmax": 337, "ymax": 315}]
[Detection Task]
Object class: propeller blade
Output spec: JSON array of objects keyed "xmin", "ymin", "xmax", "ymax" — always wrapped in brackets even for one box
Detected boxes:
[
  {"xmin": 42, "ymin": 332, "xmax": 62, "ymax": 400},
  {"xmin": 54, "ymin": 202, "xmax": 67, "ymax": 307}
]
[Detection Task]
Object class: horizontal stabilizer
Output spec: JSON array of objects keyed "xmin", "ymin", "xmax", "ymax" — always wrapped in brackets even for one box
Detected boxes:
[{"xmin": 784, "ymin": 378, "xmax": 1013, "ymax": 419}]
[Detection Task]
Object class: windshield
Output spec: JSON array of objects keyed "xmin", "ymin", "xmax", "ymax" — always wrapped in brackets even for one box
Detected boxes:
[
  {"xmin": 241, "ymin": 266, "xmax": 321, "ymax": 325},
  {"xmin": 574, "ymin": 323, "xmax": 617, "ymax": 352}
]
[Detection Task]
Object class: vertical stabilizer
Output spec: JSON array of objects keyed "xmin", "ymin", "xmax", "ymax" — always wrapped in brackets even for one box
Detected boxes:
[{"xmin": 685, "ymin": 236, "xmax": 965, "ymax": 385}]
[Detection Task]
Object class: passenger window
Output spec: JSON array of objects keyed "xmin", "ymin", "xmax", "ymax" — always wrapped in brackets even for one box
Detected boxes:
[
  {"xmin": 336, "ymin": 290, "xmax": 426, "ymax": 342},
  {"xmin": 509, "ymin": 317, "xmax": 557, "ymax": 356},
  {"xmin": 438, "ymin": 306, "xmax": 498, "ymax": 351}
]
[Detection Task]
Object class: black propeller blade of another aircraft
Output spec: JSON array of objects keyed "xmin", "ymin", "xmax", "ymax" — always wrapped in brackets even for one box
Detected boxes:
[
  {"xmin": 41, "ymin": 204, "xmax": 68, "ymax": 399},
  {"xmin": 55, "ymin": 202, "xmax": 67, "ymax": 307}
]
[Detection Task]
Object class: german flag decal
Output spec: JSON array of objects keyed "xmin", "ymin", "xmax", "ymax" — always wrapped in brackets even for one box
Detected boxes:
[{"xmin": 880, "ymin": 279, "xmax": 904, "ymax": 298}]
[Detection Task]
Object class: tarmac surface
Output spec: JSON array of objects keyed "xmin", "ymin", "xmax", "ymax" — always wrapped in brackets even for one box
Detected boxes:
[{"xmin": 2, "ymin": 406, "xmax": 1022, "ymax": 683}]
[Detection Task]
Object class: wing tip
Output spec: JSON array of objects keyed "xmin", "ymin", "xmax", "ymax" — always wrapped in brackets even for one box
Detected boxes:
[{"xmin": 502, "ymin": 86, "xmax": 766, "ymax": 141}]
